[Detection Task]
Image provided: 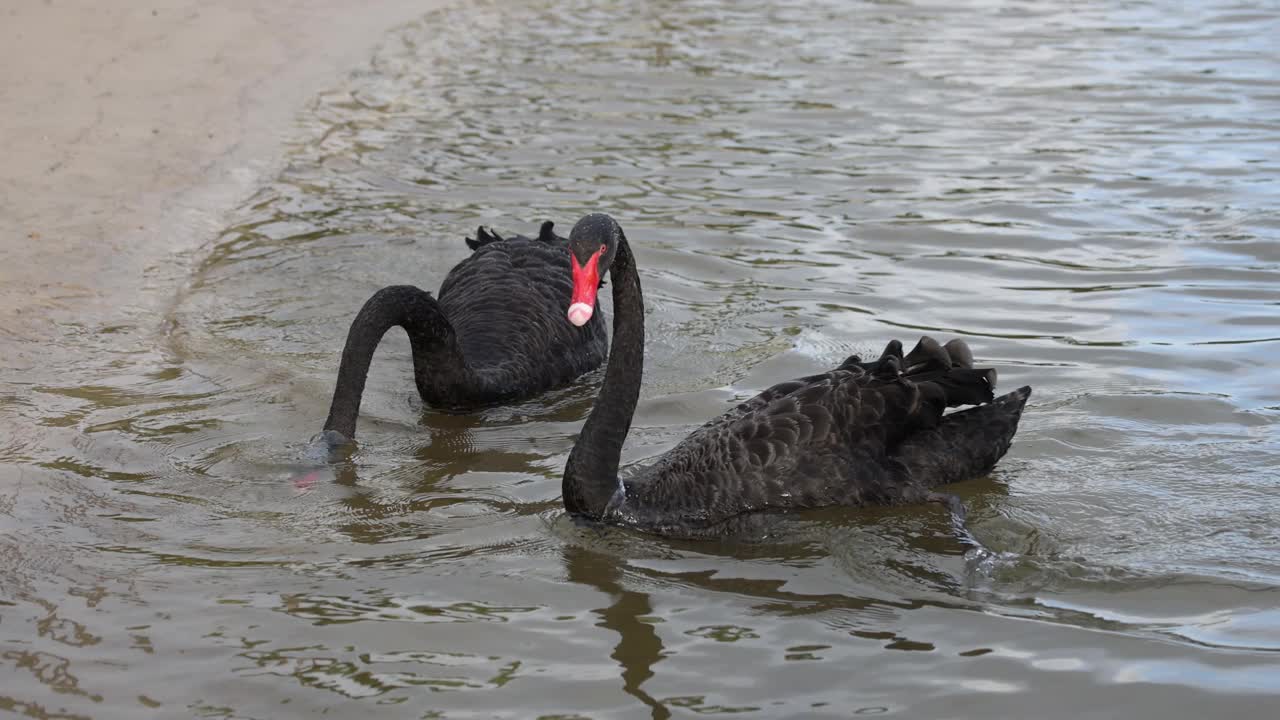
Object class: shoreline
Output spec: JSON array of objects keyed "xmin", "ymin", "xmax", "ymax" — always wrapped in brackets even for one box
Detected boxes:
[{"xmin": 0, "ymin": 0, "xmax": 456, "ymax": 362}]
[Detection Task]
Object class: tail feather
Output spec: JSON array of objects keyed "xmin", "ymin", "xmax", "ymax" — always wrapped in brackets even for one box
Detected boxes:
[
  {"xmin": 537, "ymin": 220, "xmax": 559, "ymax": 243},
  {"xmin": 904, "ymin": 336, "xmax": 951, "ymax": 374},
  {"xmin": 880, "ymin": 339, "xmax": 904, "ymax": 362},
  {"xmin": 917, "ymin": 367, "xmax": 996, "ymax": 408},
  {"xmin": 849, "ymin": 336, "xmax": 977, "ymax": 378},
  {"xmin": 893, "ymin": 386, "xmax": 1031, "ymax": 489},
  {"xmin": 466, "ymin": 225, "xmax": 505, "ymax": 251},
  {"xmin": 943, "ymin": 338, "xmax": 974, "ymax": 369},
  {"xmin": 842, "ymin": 339, "xmax": 904, "ymax": 375}
]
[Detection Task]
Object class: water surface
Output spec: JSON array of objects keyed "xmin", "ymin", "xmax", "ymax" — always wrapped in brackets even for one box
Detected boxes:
[{"xmin": 3, "ymin": 0, "xmax": 1279, "ymax": 717}]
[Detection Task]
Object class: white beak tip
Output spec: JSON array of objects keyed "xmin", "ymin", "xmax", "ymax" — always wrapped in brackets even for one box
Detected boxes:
[{"xmin": 567, "ymin": 303, "xmax": 593, "ymax": 327}]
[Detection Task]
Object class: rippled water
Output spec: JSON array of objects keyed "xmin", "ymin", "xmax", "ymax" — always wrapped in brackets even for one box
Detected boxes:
[{"xmin": 4, "ymin": 0, "xmax": 1280, "ymax": 716}]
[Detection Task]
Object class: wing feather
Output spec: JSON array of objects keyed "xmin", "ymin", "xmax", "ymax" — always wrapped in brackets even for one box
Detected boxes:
[{"xmin": 616, "ymin": 337, "xmax": 1019, "ymax": 534}]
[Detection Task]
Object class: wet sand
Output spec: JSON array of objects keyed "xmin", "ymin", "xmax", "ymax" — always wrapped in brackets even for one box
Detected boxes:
[{"xmin": 0, "ymin": 0, "xmax": 450, "ymax": 362}]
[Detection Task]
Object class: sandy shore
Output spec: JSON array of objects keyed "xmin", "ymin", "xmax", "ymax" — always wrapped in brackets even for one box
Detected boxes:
[{"xmin": 0, "ymin": 0, "xmax": 451, "ymax": 359}]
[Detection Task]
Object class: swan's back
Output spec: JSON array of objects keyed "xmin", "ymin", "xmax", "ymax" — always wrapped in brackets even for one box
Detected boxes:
[
  {"xmin": 437, "ymin": 227, "xmax": 608, "ymax": 389},
  {"xmin": 612, "ymin": 338, "xmax": 1029, "ymax": 535}
]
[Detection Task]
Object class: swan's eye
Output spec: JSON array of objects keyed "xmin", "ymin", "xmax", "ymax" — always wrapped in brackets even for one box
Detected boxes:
[{"xmin": 599, "ymin": 243, "xmax": 606, "ymax": 255}]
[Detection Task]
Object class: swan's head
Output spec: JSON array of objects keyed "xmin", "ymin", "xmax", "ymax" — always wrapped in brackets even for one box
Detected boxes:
[{"xmin": 566, "ymin": 213, "xmax": 621, "ymax": 327}]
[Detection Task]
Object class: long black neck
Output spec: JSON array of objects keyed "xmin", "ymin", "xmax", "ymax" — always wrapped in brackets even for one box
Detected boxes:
[
  {"xmin": 563, "ymin": 237, "xmax": 644, "ymax": 518},
  {"xmin": 323, "ymin": 285, "xmax": 469, "ymax": 440}
]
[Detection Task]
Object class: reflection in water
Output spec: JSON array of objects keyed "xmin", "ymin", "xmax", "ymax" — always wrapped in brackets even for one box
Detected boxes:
[
  {"xmin": 2, "ymin": 0, "xmax": 1280, "ymax": 716},
  {"xmin": 565, "ymin": 544, "xmax": 669, "ymax": 719}
]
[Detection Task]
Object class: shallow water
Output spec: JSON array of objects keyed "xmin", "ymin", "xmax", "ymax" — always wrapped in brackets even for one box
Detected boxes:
[{"xmin": 3, "ymin": 0, "xmax": 1280, "ymax": 717}]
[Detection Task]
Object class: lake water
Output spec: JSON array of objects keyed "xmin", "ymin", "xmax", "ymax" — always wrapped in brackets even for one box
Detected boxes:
[{"xmin": 3, "ymin": 0, "xmax": 1279, "ymax": 717}]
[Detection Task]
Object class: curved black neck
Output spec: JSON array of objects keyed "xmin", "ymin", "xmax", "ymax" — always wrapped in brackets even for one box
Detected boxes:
[
  {"xmin": 563, "ymin": 236, "xmax": 644, "ymax": 518},
  {"xmin": 323, "ymin": 285, "xmax": 469, "ymax": 440}
]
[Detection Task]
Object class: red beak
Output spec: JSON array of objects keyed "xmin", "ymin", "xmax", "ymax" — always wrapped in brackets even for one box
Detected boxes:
[{"xmin": 568, "ymin": 248, "xmax": 603, "ymax": 327}]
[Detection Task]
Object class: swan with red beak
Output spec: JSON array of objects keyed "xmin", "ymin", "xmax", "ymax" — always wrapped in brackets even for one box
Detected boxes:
[
  {"xmin": 566, "ymin": 214, "xmax": 620, "ymax": 327},
  {"xmin": 557, "ymin": 212, "xmax": 1031, "ymax": 540}
]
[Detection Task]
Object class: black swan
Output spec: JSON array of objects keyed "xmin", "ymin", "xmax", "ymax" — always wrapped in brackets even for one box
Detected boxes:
[
  {"xmin": 560, "ymin": 213, "xmax": 1031, "ymax": 538},
  {"xmin": 319, "ymin": 221, "xmax": 609, "ymax": 445}
]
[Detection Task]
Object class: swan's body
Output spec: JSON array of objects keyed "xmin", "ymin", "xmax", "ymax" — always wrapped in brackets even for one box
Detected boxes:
[
  {"xmin": 321, "ymin": 222, "xmax": 608, "ymax": 443},
  {"xmin": 561, "ymin": 214, "xmax": 1030, "ymax": 538}
]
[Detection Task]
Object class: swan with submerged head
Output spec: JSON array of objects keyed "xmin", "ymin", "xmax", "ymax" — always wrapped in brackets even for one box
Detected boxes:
[
  {"xmin": 318, "ymin": 221, "xmax": 610, "ymax": 446},
  {"xmin": 560, "ymin": 213, "xmax": 1031, "ymax": 538}
]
